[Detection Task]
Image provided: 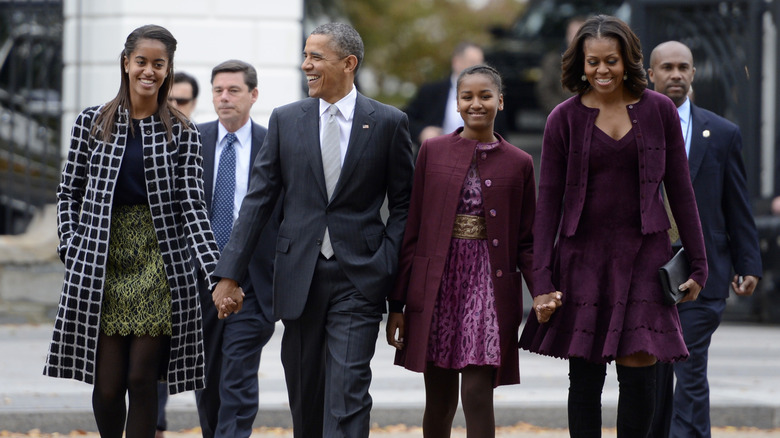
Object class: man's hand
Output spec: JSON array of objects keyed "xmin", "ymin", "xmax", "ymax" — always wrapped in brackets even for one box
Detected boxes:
[
  {"xmin": 532, "ymin": 291, "xmax": 563, "ymax": 323},
  {"xmin": 386, "ymin": 312, "xmax": 405, "ymax": 350},
  {"xmin": 732, "ymin": 274, "xmax": 759, "ymax": 296},
  {"xmin": 212, "ymin": 278, "xmax": 244, "ymax": 319},
  {"xmin": 677, "ymin": 279, "xmax": 703, "ymax": 303}
]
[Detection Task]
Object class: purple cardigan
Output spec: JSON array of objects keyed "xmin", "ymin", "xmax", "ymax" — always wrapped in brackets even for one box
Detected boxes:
[{"xmin": 533, "ymin": 89, "xmax": 707, "ymax": 297}]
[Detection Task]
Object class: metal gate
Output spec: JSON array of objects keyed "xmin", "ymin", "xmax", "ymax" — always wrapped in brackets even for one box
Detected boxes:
[
  {"xmin": 0, "ymin": 0, "xmax": 63, "ymax": 234},
  {"xmin": 630, "ymin": 0, "xmax": 765, "ymax": 198}
]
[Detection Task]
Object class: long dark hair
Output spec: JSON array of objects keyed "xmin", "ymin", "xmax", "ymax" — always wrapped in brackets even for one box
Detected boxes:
[
  {"xmin": 561, "ymin": 14, "xmax": 647, "ymax": 98},
  {"xmin": 94, "ymin": 24, "xmax": 185, "ymax": 142}
]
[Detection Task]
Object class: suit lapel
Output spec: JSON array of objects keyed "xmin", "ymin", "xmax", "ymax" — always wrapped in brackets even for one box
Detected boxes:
[
  {"xmin": 201, "ymin": 122, "xmax": 217, "ymax": 210},
  {"xmin": 300, "ymin": 100, "xmax": 329, "ymax": 200},
  {"xmin": 334, "ymin": 93, "xmax": 375, "ymax": 199},
  {"xmin": 249, "ymin": 122, "xmax": 261, "ymax": 187},
  {"xmin": 687, "ymin": 105, "xmax": 708, "ymax": 182}
]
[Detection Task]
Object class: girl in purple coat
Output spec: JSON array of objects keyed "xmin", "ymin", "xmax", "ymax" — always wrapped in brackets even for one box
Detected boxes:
[
  {"xmin": 387, "ymin": 65, "xmax": 536, "ymax": 437},
  {"xmin": 518, "ymin": 15, "xmax": 708, "ymax": 438}
]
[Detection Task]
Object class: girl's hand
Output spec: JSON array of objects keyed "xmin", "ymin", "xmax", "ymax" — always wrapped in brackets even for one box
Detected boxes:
[
  {"xmin": 386, "ymin": 312, "xmax": 405, "ymax": 350},
  {"xmin": 533, "ymin": 291, "xmax": 563, "ymax": 323},
  {"xmin": 677, "ymin": 279, "xmax": 703, "ymax": 303}
]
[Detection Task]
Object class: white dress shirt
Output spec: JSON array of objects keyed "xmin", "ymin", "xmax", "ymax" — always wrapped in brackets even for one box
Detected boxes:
[{"xmin": 319, "ymin": 86, "xmax": 357, "ymax": 165}]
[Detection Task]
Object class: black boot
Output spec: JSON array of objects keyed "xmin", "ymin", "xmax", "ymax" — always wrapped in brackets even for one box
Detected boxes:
[
  {"xmin": 616, "ymin": 363, "xmax": 657, "ymax": 438},
  {"xmin": 568, "ymin": 357, "xmax": 607, "ymax": 438}
]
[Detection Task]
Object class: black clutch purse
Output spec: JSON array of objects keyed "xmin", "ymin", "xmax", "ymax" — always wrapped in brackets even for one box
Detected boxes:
[{"xmin": 658, "ymin": 248, "xmax": 690, "ymax": 305}]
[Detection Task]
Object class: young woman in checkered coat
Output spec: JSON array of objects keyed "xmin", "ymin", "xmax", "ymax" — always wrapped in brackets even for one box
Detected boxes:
[{"xmin": 44, "ymin": 25, "xmax": 220, "ymax": 437}]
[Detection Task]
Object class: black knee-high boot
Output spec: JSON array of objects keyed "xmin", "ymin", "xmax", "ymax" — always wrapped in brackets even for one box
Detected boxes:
[
  {"xmin": 616, "ymin": 363, "xmax": 657, "ymax": 438},
  {"xmin": 568, "ymin": 357, "xmax": 607, "ymax": 438}
]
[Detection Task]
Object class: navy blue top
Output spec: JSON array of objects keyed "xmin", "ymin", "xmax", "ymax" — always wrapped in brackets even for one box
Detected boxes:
[{"xmin": 114, "ymin": 118, "xmax": 148, "ymax": 206}]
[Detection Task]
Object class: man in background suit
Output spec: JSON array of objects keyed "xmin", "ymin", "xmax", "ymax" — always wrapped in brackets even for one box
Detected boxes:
[
  {"xmin": 195, "ymin": 59, "xmax": 279, "ymax": 438},
  {"xmin": 212, "ymin": 23, "xmax": 414, "ymax": 437},
  {"xmin": 404, "ymin": 42, "xmax": 506, "ymax": 149},
  {"xmin": 647, "ymin": 41, "xmax": 762, "ymax": 438}
]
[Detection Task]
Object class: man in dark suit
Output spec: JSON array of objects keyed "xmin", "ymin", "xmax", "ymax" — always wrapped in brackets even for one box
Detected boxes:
[
  {"xmin": 195, "ymin": 60, "xmax": 279, "ymax": 438},
  {"xmin": 404, "ymin": 42, "xmax": 488, "ymax": 147},
  {"xmin": 212, "ymin": 23, "xmax": 414, "ymax": 437},
  {"xmin": 647, "ymin": 41, "xmax": 762, "ymax": 438}
]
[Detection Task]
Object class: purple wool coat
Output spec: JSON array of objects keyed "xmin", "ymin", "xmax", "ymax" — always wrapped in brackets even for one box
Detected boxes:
[{"xmin": 389, "ymin": 130, "xmax": 536, "ymax": 387}]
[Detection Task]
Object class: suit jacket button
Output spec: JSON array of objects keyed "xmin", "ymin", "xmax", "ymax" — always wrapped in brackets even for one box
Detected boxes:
[{"xmin": 316, "ymin": 239, "xmax": 322, "ymax": 246}]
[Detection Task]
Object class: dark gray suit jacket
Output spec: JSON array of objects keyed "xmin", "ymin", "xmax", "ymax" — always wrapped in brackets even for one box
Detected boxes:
[
  {"xmin": 200, "ymin": 119, "xmax": 279, "ymax": 322},
  {"xmin": 215, "ymin": 92, "xmax": 414, "ymax": 320},
  {"xmin": 687, "ymin": 104, "xmax": 762, "ymax": 300}
]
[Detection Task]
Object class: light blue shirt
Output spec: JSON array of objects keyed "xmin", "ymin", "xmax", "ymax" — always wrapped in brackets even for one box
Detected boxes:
[
  {"xmin": 216, "ymin": 119, "xmax": 253, "ymax": 221},
  {"xmin": 677, "ymin": 97, "xmax": 692, "ymax": 158}
]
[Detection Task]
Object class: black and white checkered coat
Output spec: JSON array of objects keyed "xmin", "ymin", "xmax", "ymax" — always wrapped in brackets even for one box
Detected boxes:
[{"xmin": 44, "ymin": 105, "xmax": 220, "ymax": 394}]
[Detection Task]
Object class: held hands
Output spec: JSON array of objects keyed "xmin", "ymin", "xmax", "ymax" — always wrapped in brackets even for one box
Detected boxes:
[
  {"xmin": 732, "ymin": 274, "xmax": 759, "ymax": 296},
  {"xmin": 533, "ymin": 291, "xmax": 563, "ymax": 323},
  {"xmin": 677, "ymin": 278, "xmax": 703, "ymax": 303},
  {"xmin": 212, "ymin": 278, "xmax": 244, "ymax": 319},
  {"xmin": 386, "ymin": 312, "xmax": 405, "ymax": 350}
]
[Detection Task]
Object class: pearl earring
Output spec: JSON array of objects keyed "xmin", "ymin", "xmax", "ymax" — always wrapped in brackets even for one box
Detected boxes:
[
  {"xmin": 623, "ymin": 73, "xmax": 628, "ymax": 80},
  {"xmin": 581, "ymin": 74, "xmax": 587, "ymax": 81}
]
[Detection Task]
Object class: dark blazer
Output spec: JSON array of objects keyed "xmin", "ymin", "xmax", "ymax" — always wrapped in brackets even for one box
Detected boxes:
[
  {"xmin": 687, "ymin": 104, "xmax": 762, "ymax": 299},
  {"xmin": 215, "ymin": 92, "xmax": 415, "ymax": 320},
  {"xmin": 534, "ymin": 90, "xmax": 708, "ymax": 296},
  {"xmin": 198, "ymin": 120, "xmax": 279, "ymax": 322},
  {"xmin": 389, "ymin": 131, "xmax": 535, "ymax": 387},
  {"xmin": 404, "ymin": 78, "xmax": 508, "ymax": 145}
]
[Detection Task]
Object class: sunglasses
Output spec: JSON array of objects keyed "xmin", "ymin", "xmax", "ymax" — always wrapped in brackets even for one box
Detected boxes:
[{"xmin": 168, "ymin": 97, "xmax": 193, "ymax": 105}]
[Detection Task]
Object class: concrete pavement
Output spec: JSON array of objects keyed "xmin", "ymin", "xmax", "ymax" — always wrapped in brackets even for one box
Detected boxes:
[{"xmin": 0, "ymin": 319, "xmax": 778, "ymax": 434}]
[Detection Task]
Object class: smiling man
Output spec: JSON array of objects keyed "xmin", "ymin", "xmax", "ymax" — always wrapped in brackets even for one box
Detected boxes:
[{"xmin": 210, "ymin": 23, "xmax": 414, "ymax": 438}]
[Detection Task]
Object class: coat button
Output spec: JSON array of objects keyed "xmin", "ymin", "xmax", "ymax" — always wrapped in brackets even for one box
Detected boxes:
[
  {"xmin": 485, "ymin": 179, "xmax": 492, "ymax": 187},
  {"xmin": 489, "ymin": 209, "xmax": 497, "ymax": 217},
  {"xmin": 496, "ymin": 269, "xmax": 503, "ymax": 277},
  {"xmin": 492, "ymin": 239, "xmax": 499, "ymax": 247},
  {"xmin": 481, "ymin": 152, "xmax": 487, "ymax": 160},
  {"xmin": 145, "ymin": 129, "xmax": 152, "ymax": 135}
]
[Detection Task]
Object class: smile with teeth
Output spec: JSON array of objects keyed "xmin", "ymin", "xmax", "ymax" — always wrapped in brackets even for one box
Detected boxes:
[
  {"xmin": 307, "ymin": 75, "xmax": 320, "ymax": 82},
  {"xmin": 595, "ymin": 78, "xmax": 613, "ymax": 85},
  {"xmin": 140, "ymin": 78, "xmax": 154, "ymax": 85}
]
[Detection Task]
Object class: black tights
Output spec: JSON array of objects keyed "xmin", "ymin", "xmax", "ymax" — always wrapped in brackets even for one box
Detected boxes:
[
  {"xmin": 422, "ymin": 364, "xmax": 495, "ymax": 438},
  {"xmin": 92, "ymin": 333, "xmax": 169, "ymax": 438},
  {"xmin": 568, "ymin": 357, "xmax": 657, "ymax": 438}
]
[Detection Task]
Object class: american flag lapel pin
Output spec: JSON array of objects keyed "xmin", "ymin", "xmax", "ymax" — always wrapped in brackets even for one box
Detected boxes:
[{"xmin": 363, "ymin": 124, "xmax": 369, "ymax": 129}]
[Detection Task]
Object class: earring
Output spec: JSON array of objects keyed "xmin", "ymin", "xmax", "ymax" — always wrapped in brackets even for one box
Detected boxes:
[
  {"xmin": 581, "ymin": 74, "xmax": 587, "ymax": 81},
  {"xmin": 623, "ymin": 73, "xmax": 628, "ymax": 80}
]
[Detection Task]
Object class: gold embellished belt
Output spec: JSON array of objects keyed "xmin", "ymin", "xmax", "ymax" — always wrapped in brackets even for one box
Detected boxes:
[{"xmin": 452, "ymin": 214, "xmax": 487, "ymax": 239}]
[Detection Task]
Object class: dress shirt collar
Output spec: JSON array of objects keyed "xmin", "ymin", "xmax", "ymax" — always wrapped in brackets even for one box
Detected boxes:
[
  {"xmin": 217, "ymin": 118, "xmax": 252, "ymax": 150},
  {"xmin": 319, "ymin": 86, "xmax": 357, "ymax": 121}
]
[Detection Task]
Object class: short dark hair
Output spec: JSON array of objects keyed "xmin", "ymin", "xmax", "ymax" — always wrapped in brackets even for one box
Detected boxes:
[
  {"xmin": 173, "ymin": 71, "xmax": 199, "ymax": 99},
  {"xmin": 561, "ymin": 14, "xmax": 647, "ymax": 97},
  {"xmin": 211, "ymin": 59, "xmax": 258, "ymax": 90},
  {"xmin": 457, "ymin": 64, "xmax": 503, "ymax": 94},
  {"xmin": 310, "ymin": 23, "xmax": 364, "ymax": 73},
  {"xmin": 452, "ymin": 41, "xmax": 482, "ymax": 59}
]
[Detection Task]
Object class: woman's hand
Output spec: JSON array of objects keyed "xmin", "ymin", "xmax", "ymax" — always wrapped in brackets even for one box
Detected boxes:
[
  {"xmin": 533, "ymin": 291, "xmax": 563, "ymax": 323},
  {"xmin": 677, "ymin": 279, "xmax": 703, "ymax": 303},
  {"xmin": 386, "ymin": 312, "xmax": 405, "ymax": 350}
]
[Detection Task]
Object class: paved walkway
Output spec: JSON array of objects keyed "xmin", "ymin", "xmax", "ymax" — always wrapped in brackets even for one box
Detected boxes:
[{"xmin": 0, "ymin": 319, "xmax": 778, "ymax": 434}]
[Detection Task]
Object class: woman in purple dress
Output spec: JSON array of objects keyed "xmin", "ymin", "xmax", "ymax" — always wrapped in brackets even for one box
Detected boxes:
[
  {"xmin": 386, "ymin": 65, "xmax": 536, "ymax": 437},
  {"xmin": 518, "ymin": 15, "xmax": 708, "ymax": 438}
]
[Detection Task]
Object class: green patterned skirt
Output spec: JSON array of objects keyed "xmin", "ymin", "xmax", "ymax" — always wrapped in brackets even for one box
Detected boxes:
[{"xmin": 102, "ymin": 204, "xmax": 172, "ymax": 337}]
